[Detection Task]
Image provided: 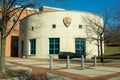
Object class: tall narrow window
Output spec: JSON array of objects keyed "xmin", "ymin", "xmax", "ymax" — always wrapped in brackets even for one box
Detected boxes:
[
  {"xmin": 30, "ymin": 39, "xmax": 36, "ymax": 55},
  {"xmin": 49, "ymin": 38, "xmax": 60, "ymax": 54},
  {"xmin": 75, "ymin": 38, "xmax": 86, "ymax": 55},
  {"xmin": 21, "ymin": 41, "xmax": 24, "ymax": 56}
]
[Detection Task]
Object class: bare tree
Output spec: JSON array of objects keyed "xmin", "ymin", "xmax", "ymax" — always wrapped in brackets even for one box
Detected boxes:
[
  {"xmin": 84, "ymin": 1, "xmax": 120, "ymax": 63},
  {"xmin": 111, "ymin": 0, "xmax": 120, "ymax": 46},
  {"xmin": 105, "ymin": 0, "xmax": 120, "ymax": 46},
  {"xmin": 0, "ymin": 0, "xmax": 65, "ymax": 73},
  {"xmin": 83, "ymin": 13, "xmax": 108, "ymax": 62}
]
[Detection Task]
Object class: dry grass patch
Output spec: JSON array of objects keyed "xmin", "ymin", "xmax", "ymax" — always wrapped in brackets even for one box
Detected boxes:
[{"xmin": 0, "ymin": 69, "xmax": 26, "ymax": 79}]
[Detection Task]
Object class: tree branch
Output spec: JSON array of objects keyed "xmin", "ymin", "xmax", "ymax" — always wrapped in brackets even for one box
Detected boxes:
[
  {"xmin": 7, "ymin": 0, "xmax": 16, "ymax": 11},
  {"xmin": 5, "ymin": 7, "xmax": 26, "ymax": 38}
]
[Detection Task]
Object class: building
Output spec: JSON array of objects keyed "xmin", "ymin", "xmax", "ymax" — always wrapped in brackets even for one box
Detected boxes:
[
  {"xmin": 19, "ymin": 6, "xmax": 103, "ymax": 59},
  {"xmin": 1, "ymin": 7, "xmax": 38, "ymax": 57}
]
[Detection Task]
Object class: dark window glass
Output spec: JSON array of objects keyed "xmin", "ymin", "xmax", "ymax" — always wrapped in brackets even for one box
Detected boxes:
[
  {"xmin": 49, "ymin": 38, "xmax": 60, "ymax": 54},
  {"xmin": 75, "ymin": 38, "xmax": 86, "ymax": 55},
  {"xmin": 79, "ymin": 25, "xmax": 82, "ymax": 29},
  {"xmin": 52, "ymin": 24, "xmax": 56, "ymax": 28},
  {"xmin": 32, "ymin": 27, "xmax": 34, "ymax": 31},
  {"xmin": 12, "ymin": 18, "xmax": 16, "ymax": 24},
  {"xmin": 30, "ymin": 39, "xmax": 36, "ymax": 55},
  {"xmin": 12, "ymin": 42, "xmax": 18, "ymax": 47},
  {"xmin": 21, "ymin": 41, "xmax": 24, "ymax": 55}
]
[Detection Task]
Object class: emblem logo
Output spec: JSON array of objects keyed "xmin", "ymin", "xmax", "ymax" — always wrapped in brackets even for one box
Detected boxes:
[{"xmin": 63, "ymin": 17, "xmax": 71, "ymax": 27}]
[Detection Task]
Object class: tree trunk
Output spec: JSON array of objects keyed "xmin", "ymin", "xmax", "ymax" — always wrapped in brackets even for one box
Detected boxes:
[
  {"xmin": 100, "ymin": 37, "xmax": 103, "ymax": 62},
  {"xmin": 0, "ymin": 36, "xmax": 6, "ymax": 73},
  {"xmin": 97, "ymin": 41, "xmax": 100, "ymax": 59}
]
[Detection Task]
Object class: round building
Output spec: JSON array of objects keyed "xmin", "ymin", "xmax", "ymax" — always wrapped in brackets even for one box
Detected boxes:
[{"xmin": 19, "ymin": 6, "xmax": 103, "ymax": 59}]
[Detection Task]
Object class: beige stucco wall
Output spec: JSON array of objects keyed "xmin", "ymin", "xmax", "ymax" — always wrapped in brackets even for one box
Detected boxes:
[{"xmin": 19, "ymin": 10, "xmax": 103, "ymax": 59}]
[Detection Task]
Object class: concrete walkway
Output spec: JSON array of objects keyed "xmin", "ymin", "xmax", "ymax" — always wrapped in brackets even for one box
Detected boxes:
[
  {"xmin": 5, "ymin": 57, "xmax": 120, "ymax": 80},
  {"xmin": 60, "ymin": 67, "xmax": 120, "ymax": 77},
  {"xmin": 6, "ymin": 62, "xmax": 31, "ymax": 70}
]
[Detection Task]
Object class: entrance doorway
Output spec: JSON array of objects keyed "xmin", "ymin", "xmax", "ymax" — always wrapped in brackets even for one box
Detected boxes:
[{"xmin": 11, "ymin": 36, "xmax": 19, "ymax": 57}]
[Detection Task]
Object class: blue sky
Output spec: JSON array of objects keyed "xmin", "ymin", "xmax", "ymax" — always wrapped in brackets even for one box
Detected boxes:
[{"xmin": 40, "ymin": 0, "xmax": 117, "ymax": 16}]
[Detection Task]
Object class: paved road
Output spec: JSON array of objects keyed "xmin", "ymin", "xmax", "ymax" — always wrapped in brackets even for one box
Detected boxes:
[{"xmin": 5, "ymin": 57, "xmax": 120, "ymax": 80}]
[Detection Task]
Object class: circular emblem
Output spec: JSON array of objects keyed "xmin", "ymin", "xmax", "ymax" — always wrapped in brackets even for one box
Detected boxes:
[{"xmin": 63, "ymin": 17, "xmax": 71, "ymax": 27}]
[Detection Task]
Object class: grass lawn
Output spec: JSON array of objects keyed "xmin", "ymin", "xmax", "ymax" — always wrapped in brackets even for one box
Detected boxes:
[{"xmin": 104, "ymin": 46, "xmax": 120, "ymax": 59}]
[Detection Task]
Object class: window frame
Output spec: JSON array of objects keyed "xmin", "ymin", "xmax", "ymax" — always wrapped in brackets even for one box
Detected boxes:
[
  {"xmin": 49, "ymin": 38, "xmax": 60, "ymax": 55},
  {"xmin": 30, "ymin": 39, "xmax": 36, "ymax": 55},
  {"xmin": 75, "ymin": 38, "xmax": 86, "ymax": 55}
]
